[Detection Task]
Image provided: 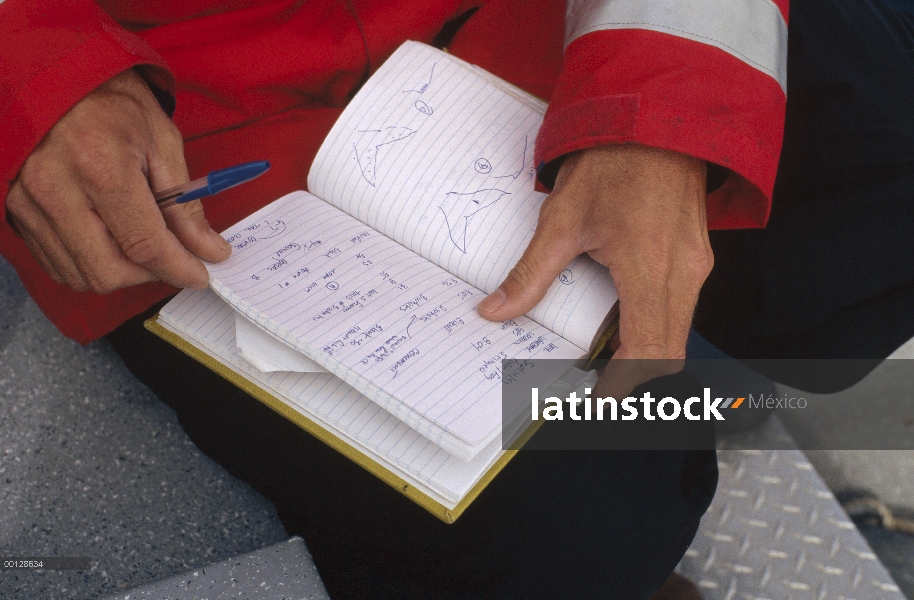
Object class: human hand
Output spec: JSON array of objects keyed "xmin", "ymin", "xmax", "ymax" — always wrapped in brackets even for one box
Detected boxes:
[
  {"xmin": 5, "ymin": 68, "xmax": 231, "ymax": 294},
  {"xmin": 477, "ymin": 144, "xmax": 713, "ymax": 397}
]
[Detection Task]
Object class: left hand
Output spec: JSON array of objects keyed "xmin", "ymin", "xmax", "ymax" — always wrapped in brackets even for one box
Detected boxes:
[
  {"xmin": 476, "ymin": 143, "xmax": 713, "ymax": 397},
  {"xmin": 5, "ymin": 69, "xmax": 230, "ymax": 295}
]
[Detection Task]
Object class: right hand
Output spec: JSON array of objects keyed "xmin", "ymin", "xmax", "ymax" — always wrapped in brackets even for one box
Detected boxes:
[
  {"xmin": 477, "ymin": 144, "xmax": 713, "ymax": 398},
  {"xmin": 5, "ymin": 68, "xmax": 231, "ymax": 294}
]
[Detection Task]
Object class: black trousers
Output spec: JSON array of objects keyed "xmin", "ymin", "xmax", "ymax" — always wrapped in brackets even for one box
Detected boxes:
[
  {"xmin": 696, "ymin": 0, "xmax": 914, "ymax": 368},
  {"xmin": 108, "ymin": 306, "xmax": 718, "ymax": 599}
]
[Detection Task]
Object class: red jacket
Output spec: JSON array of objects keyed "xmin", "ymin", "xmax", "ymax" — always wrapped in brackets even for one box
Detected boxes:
[{"xmin": 0, "ymin": 0, "xmax": 788, "ymax": 343}]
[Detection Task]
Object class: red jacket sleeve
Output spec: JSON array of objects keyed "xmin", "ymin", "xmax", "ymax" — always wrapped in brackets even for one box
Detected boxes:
[
  {"xmin": 0, "ymin": 0, "xmax": 173, "ymax": 203},
  {"xmin": 534, "ymin": 0, "xmax": 790, "ymax": 229},
  {"xmin": 0, "ymin": 0, "xmax": 174, "ymax": 343}
]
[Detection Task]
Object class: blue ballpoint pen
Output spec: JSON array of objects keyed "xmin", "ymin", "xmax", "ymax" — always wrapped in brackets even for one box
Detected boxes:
[{"xmin": 153, "ymin": 161, "xmax": 271, "ymax": 209}]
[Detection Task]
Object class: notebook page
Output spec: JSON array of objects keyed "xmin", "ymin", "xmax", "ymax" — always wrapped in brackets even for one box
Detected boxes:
[
  {"xmin": 158, "ymin": 287, "xmax": 504, "ymax": 506},
  {"xmin": 308, "ymin": 41, "xmax": 617, "ymax": 351},
  {"xmin": 206, "ymin": 192, "xmax": 585, "ymax": 460},
  {"xmin": 235, "ymin": 312, "xmax": 326, "ymax": 373}
]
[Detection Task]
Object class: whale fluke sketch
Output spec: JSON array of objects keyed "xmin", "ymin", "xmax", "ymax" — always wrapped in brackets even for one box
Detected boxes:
[
  {"xmin": 402, "ymin": 63, "xmax": 436, "ymax": 94},
  {"xmin": 439, "ymin": 188, "xmax": 510, "ymax": 253},
  {"xmin": 353, "ymin": 127, "xmax": 417, "ymax": 187}
]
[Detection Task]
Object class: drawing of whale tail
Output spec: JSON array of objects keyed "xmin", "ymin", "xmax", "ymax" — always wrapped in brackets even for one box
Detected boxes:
[
  {"xmin": 353, "ymin": 127, "xmax": 417, "ymax": 187},
  {"xmin": 439, "ymin": 188, "xmax": 510, "ymax": 254}
]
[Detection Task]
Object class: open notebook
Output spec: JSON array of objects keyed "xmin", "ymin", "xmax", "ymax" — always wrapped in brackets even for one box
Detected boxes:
[
  {"xmin": 148, "ymin": 41, "xmax": 613, "ymax": 522},
  {"xmin": 150, "ymin": 287, "xmax": 596, "ymax": 522}
]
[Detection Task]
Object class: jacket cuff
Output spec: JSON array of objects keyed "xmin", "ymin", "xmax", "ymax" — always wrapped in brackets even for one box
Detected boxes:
[{"xmin": 534, "ymin": 28, "xmax": 787, "ymax": 229}]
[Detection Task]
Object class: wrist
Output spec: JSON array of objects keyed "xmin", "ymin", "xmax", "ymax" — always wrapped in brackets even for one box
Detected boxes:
[{"xmin": 132, "ymin": 65, "xmax": 176, "ymax": 118}]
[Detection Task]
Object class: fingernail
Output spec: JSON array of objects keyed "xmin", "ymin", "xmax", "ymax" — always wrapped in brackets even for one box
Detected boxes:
[
  {"xmin": 478, "ymin": 288, "xmax": 506, "ymax": 314},
  {"xmin": 210, "ymin": 227, "xmax": 231, "ymax": 251}
]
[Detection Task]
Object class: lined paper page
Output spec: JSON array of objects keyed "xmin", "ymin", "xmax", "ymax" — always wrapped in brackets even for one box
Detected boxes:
[
  {"xmin": 235, "ymin": 312, "xmax": 326, "ymax": 373},
  {"xmin": 207, "ymin": 192, "xmax": 584, "ymax": 460},
  {"xmin": 309, "ymin": 41, "xmax": 617, "ymax": 351},
  {"xmin": 158, "ymin": 288, "xmax": 504, "ymax": 506}
]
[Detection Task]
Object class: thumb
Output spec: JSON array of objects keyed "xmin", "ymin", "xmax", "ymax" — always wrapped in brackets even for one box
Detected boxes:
[
  {"xmin": 161, "ymin": 199, "xmax": 232, "ymax": 263},
  {"xmin": 477, "ymin": 226, "xmax": 579, "ymax": 321}
]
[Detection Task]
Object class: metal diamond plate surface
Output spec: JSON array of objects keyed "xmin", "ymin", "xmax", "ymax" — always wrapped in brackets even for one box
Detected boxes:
[{"xmin": 677, "ymin": 416, "xmax": 906, "ymax": 600}]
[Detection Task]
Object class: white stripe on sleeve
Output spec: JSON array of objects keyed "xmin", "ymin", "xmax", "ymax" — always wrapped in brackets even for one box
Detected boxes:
[{"xmin": 566, "ymin": 0, "xmax": 788, "ymax": 93}]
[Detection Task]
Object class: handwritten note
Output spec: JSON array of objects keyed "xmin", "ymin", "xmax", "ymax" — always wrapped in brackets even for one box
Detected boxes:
[
  {"xmin": 207, "ymin": 192, "xmax": 585, "ymax": 460},
  {"xmin": 158, "ymin": 288, "xmax": 507, "ymax": 505},
  {"xmin": 309, "ymin": 41, "xmax": 617, "ymax": 351}
]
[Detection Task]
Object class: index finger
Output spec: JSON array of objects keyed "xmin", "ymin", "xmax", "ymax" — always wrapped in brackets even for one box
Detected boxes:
[{"xmin": 89, "ymin": 167, "xmax": 210, "ymax": 289}]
